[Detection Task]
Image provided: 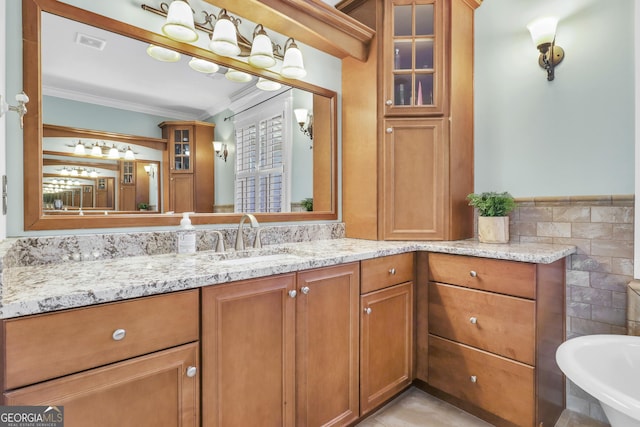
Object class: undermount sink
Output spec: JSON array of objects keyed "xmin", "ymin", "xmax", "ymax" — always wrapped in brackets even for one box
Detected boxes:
[{"xmin": 205, "ymin": 247, "xmax": 310, "ymax": 266}]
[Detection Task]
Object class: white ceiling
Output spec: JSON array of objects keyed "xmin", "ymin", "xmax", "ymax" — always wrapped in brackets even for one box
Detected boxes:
[{"xmin": 41, "ymin": 1, "xmax": 340, "ymax": 121}]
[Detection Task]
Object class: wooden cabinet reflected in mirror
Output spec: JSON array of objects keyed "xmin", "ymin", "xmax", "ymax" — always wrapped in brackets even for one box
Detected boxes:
[{"xmin": 23, "ymin": 0, "xmax": 337, "ymax": 230}]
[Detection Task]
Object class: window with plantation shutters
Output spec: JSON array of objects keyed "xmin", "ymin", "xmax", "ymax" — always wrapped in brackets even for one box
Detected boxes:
[{"xmin": 234, "ymin": 93, "xmax": 292, "ymax": 213}]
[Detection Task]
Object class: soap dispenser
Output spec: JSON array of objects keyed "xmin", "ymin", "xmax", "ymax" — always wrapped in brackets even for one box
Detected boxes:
[{"xmin": 177, "ymin": 212, "xmax": 196, "ymax": 254}]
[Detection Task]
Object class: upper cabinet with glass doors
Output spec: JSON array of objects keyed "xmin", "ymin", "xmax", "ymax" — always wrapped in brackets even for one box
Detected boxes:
[{"xmin": 384, "ymin": 0, "xmax": 445, "ymax": 116}]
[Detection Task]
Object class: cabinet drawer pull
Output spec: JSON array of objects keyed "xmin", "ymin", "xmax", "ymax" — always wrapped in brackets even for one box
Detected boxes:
[
  {"xmin": 470, "ymin": 375, "xmax": 477, "ymax": 383},
  {"xmin": 386, "ymin": 127, "xmax": 393, "ymax": 134},
  {"xmin": 388, "ymin": 268, "xmax": 396, "ymax": 275},
  {"xmin": 385, "ymin": 99, "xmax": 393, "ymax": 106},
  {"xmin": 112, "ymin": 329, "xmax": 126, "ymax": 341},
  {"xmin": 469, "ymin": 270, "xmax": 477, "ymax": 278},
  {"xmin": 364, "ymin": 307, "xmax": 372, "ymax": 315},
  {"xmin": 186, "ymin": 366, "xmax": 197, "ymax": 378},
  {"xmin": 469, "ymin": 317, "xmax": 478, "ymax": 324},
  {"xmin": 300, "ymin": 286, "xmax": 310, "ymax": 295},
  {"xmin": 288, "ymin": 290, "xmax": 297, "ymax": 298}
]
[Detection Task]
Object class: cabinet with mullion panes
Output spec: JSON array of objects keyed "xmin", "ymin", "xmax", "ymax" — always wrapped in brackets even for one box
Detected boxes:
[{"xmin": 385, "ymin": 0, "xmax": 444, "ymax": 116}]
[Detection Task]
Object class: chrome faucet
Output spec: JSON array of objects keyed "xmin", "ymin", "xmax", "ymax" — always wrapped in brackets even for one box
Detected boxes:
[
  {"xmin": 235, "ymin": 213, "xmax": 260, "ymax": 250},
  {"xmin": 211, "ymin": 230, "xmax": 225, "ymax": 252}
]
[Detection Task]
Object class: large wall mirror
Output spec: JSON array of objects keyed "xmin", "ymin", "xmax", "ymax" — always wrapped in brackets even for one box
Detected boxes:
[{"xmin": 23, "ymin": 0, "xmax": 338, "ymax": 230}]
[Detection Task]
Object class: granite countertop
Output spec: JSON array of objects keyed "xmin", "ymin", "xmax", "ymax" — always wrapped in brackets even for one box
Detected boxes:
[{"xmin": 0, "ymin": 238, "xmax": 576, "ymax": 319}]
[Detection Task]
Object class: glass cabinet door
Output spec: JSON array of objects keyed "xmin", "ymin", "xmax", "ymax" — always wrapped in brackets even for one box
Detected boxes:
[
  {"xmin": 384, "ymin": 0, "xmax": 444, "ymax": 116},
  {"xmin": 171, "ymin": 128, "xmax": 192, "ymax": 173}
]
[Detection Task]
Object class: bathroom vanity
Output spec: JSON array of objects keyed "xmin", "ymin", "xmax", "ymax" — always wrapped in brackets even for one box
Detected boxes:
[{"xmin": 0, "ymin": 236, "xmax": 574, "ymax": 427}]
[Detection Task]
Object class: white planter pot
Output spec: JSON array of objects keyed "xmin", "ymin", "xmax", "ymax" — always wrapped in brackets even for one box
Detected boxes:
[{"xmin": 478, "ymin": 216, "xmax": 509, "ymax": 244}]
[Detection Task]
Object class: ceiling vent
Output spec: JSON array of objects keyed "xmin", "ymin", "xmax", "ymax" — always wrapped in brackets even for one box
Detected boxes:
[{"xmin": 75, "ymin": 33, "xmax": 106, "ymax": 51}]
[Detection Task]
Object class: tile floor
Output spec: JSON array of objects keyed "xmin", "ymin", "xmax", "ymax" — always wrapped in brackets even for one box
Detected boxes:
[{"xmin": 355, "ymin": 387, "xmax": 611, "ymax": 427}]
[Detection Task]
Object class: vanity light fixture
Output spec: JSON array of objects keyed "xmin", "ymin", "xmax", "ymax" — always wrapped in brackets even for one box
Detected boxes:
[
  {"xmin": 146, "ymin": 44, "xmax": 181, "ymax": 62},
  {"xmin": 162, "ymin": 0, "xmax": 198, "ymax": 43},
  {"xmin": 249, "ymin": 24, "xmax": 276, "ymax": 68},
  {"xmin": 108, "ymin": 144, "xmax": 120, "ymax": 159},
  {"xmin": 91, "ymin": 142, "xmax": 103, "ymax": 157},
  {"xmin": 0, "ymin": 91, "xmax": 29, "ymax": 129},
  {"xmin": 74, "ymin": 140, "xmax": 86, "ymax": 155},
  {"xmin": 212, "ymin": 141, "xmax": 228, "ymax": 162},
  {"xmin": 527, "ymin": 17, "xmax": 564, "ymax": 81},
  {"xmin": 281, "ymin": 38, "xmax": 307, "ymax": 79},
  {"xmin": 294, "ymin": 108, "xmax": 313, "ymax": 142},
  {"xmin": 89, "ymin": 169, "xmax": 98, "ymax": 178},
  {"xmin": 124, "ymin": 146, "xmax": 136, "ymax": 161},
  {"xmin": 209, "ymin": 9, "xmax": 241, "ymax": 57}
]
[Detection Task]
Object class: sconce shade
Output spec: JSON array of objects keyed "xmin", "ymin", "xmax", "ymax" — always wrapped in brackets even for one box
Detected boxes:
[
  {"xmin": 147, "ymin": 44, "xmax": 181, "ymax": 62},
  {"xmin": 225, "ymin": 68, "xmax": 252, "ymax": 83},
  {"xmin": 294, "ymin": 108, "xmax": 308, "ymax": 125},
  {"xmin": 281, "ymin": 39, "xmax": 306, "ymax": 79},
  {"xmin": 124, "ymin": 146, "xmax": 135, "ymax": 160},
  {"xmin": 162, "ymin": 0, "xmax": 198, "ymax": 43},
  {"xmin": 527, "ymin": 17, "xmax": 558, "ymax": 50},
  {"xmin": 108, "ymin": 145, "xmax": 119, "ymax": 159},
  {"xmin": 89, "ymin": 170, "xmax": 98, "ymax": 178},
  {"xmin": 256, "ymin": 77, "xmax": 281, "ymax": 91},
  {"xmin": 189, "ymin": 57, "xmax": 220, "ymax": 73},
  {"xmin": 210, "ymin": 11, "xmax": 241, "ymax": 57},
  {"xmin": 249, "ymin": 25, "xmax": 276, "ymax": 68},
  {"xmin": 213, "ymin": 141, "xmax": 223, "ymax": 152},
  {"xmin": 91, "ymin": 143, "xmax": 102, "ymax": 157}
]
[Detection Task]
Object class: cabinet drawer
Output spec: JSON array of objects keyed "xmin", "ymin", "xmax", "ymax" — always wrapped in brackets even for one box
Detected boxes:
[
  {"xmin": 361, "ymin": 253, "xmax": 414, "ymax": 293},
  {"xmin": 428, "ymin": 335, "xmax": 534, "ymax": 426},
  {"xmin": 428, "ymin": 283, "xmax": 535, "ymax": 364},
  {"xmin": 428, "ymin": 253, "xmax": 536, "ymax": 299},
  {"xmin": 3, "ymin": 290, "xmax": 199, "ymax": 390}
]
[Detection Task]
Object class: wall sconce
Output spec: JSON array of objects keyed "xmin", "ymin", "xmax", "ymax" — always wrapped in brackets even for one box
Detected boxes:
[
  {"xmin": 213, "ymin": 141, "xmax": 228, "ymax": 162},
  {"xmin": 0, "ymin": 91, "xmax": 29, "ymax": 129},
  {"xmin": 144, "ymin": 165, "xmax": 155, "ymax": 178},
  {"xmin": 527, "ymin": 17, "xmax": 564, "ymax": 81},
  {"xmin": 294, "ymin": 108, "xmax": 313, "ymax": 143}
]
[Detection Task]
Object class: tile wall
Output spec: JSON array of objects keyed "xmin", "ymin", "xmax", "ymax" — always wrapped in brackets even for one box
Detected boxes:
[{"xmin": 508, "ymin": 195, "xmax": 634, "ymax": 423}]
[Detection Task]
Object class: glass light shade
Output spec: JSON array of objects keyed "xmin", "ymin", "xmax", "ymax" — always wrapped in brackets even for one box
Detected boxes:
[
  {"xmin": 527, "ymin": 17, "xmax": 558, "ymax": 48},
  {"xmin": 162, "ymin": 0, "xmax": 198, "ymax": 43},
  {"xmin": 225, "ymin": 68, "xmax": 252, "ymax": 83},
  {"xmin": 60, "ymin": 168, "xmax": 69, "ymax": 176},
  {"xmin": 108, "ymin": 145, "xmax": 120, "ymax": 159},
  {"xmin": 249, "ymin": 32, "xmax": 276, "ymax": 68},
  {"xmin": 294, "ymin": 108, "xmax": 308, "ymax": 125},
  {"xmin": 146, "ymin": 44, "xmax": 181, "ymax": 62},
  {"xmin": 70, "ymin": 169, "xmax": 79, "ymax": 177},
  {"xmin": 91, "ymin": 143, "xmax": 102, "ymax": 157},
  {"xmin": 80, "ymin": 169, "xmax": 88, "ymax": 177},
  {"xmin": 188, "ymin": 57, "xmax": 220, "ymax": 73},
  {"xmin": 256, "ymin": 77, "xmax": 281, "ymax": 91},
  {"xmin": 74, "ymin": 141, "xmax": 86, "ymax": 155},
  {"xmin": 281, "ymin": 43, "xmax": 306, "ymax": 79},
  {"xmin": 209, "ymin": 17, "xmax": 240, "ymax": 57},
  {"xmin": 89, "ymin": 170, "xmax": 98, "ymax": 178},
  {"xmin": 124, "ymin": 146, "xmax": 135, "ymax": 160},
  {"xmin": 213, "ymin": 141, "xmax": 223, "ymax": 152},
  {"xmin": 144, "ymin": 165, "xmax": 151, "ymax": 173}
]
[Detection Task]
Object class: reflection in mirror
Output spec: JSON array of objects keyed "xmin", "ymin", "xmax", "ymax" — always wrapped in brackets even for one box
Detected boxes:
[{"xmin": 23, "ymin": 0, "xmax": 337, "ymax": 230}]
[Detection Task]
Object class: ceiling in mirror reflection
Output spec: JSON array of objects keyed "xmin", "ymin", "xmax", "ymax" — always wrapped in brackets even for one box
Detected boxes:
[{"xmin": 41, "ymin": 12, "xmax": 292, "ymax": 121}]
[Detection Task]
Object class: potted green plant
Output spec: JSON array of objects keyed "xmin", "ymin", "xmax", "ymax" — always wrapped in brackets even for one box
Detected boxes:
[
  {"xmin": 467, "ymin": 191, "xmax": 516, "ymax": 243},
  {"xmin": 137, "ymin": 202, "xmax": 149, "ymax": 211},
  {"xmin": 300, "ymin": 198, "xmax": 313, "ymax": 212}
]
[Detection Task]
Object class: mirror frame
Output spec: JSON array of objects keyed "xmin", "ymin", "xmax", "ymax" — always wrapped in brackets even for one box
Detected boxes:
[{"xmin": 23, "ymin": 0, "xmax": 338, "ymax": 230}]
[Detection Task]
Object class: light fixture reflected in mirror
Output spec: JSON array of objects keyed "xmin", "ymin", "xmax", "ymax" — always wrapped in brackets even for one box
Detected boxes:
[
  {"xmin": 162, "ymin": 0, "xmax": 198, "ymax": 43},
  {"xmin": 225, "ymin": 68, "xmax": 252, "ymax": 83},
  {"xmin": 124, "ymin": 146, "xmax": 135, "ymax": 160},
  {"xmin": 73, "ymin": 140, "xmax": 86, "ymax": 155},
  {"xmin": 294, "ymin": 108, "xmax": 313, "ymax": 142},
  {"xmin": 527, "ymin": 17, "xmax": 564, "ymax": 81},
  {"xmin": 212, "ymin": 141, "xmax": 228, "ymax": 162},
  {"xmin": 256, "ymin": 77, "xmax": 281, "ymax": 91},
  {"xmin": 188, "ymin": 57, "xmax": 219, "ymax": 73},
  {"xmin": 144, "ymin": 165, "xmax": 155, "ymax": 178},
  {"xmin": 146, "ymin": 44, "xmax": 181, "ymax": 62}
]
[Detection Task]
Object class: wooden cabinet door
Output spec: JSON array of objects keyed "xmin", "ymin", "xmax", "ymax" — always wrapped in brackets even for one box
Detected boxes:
[
  {"xmin": 296, "ymin": 263, "xmax": 360, "ymax": 426},
  {"xmin": 3, "ymin": 343, "xmax": 199, "ymax": 427},
  {"xmin": 201, "ymin": 275, "xmax": 296, "ymax": 427},
  {"xmin": 360, "ymin": 282, "xmax": 414, "ymax": 415},
  {"xmin": 119, "ymin": 184, "xmax": 136, "ymax": 211},
  {"xmin": 381, "ymin": 117, "xmax": 447, "ymax": 240},
  {"xmin": 169, "ymin": 174, "xmax": 194, "ymax": 213}
]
